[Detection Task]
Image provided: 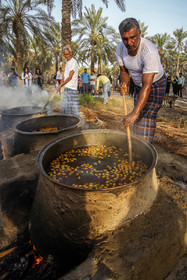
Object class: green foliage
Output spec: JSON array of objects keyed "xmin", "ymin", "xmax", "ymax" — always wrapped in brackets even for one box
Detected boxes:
[{"xmin": 79, "ymin": 94, "xmax": 103, "ymax": 106}]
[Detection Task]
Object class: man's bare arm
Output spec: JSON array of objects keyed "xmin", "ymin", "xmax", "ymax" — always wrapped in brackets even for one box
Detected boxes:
[
  {"xmin": 119, "ymin": 65, "xmax": 129, "ymax": 94},
  {"xmin": 123, "ymin": 73, "xmax": 155, "ymax": 128},
  {"xmin": 56, "ymin": 70, "xmax": 74, "ymax": 92},
  {"xmin": 133, "ymin": 73, "xmax": 155, "ymax": 115}
]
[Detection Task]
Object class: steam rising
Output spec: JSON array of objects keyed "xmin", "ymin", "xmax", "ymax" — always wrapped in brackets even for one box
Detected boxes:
[{"xmin": 0, "ymin": 85, "xmax": 49, "ymax": 110}]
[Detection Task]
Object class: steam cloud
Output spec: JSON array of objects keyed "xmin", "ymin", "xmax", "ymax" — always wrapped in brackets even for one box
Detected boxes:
[{"xmin": 0, "ymin": 85, "xmax": 49, "ymax": 110}]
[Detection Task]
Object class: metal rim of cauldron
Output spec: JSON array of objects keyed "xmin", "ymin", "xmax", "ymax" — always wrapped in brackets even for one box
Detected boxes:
[
  {"xmin": 2, "ymin": 106, "xmax": 47, "ymax": 116},
  {"xmin": 12, "ymin": 114, "xmax": 83, "ymax": 135},
  {"xmin": 37, "ymin": 129, "xmax": 158, "ymax": 192}
]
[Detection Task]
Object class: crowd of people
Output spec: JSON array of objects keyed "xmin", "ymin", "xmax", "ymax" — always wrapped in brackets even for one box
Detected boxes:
[
  {"xmin": 165, "ymin": 73, "xmax": 185, "ymax": 98},
  {"xmin": 0, "ymin": 67, "xmax": 44, "ymax": 90},
  {"xmin": 53, "ymin": 66, "xmax": 121, "ymax": 103}
]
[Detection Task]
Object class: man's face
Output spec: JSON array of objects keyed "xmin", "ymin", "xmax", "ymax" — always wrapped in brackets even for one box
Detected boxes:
[
  {"xmin": 64, "ymin": 50, "xmax": 72, "ymax": 61},
  {"xmin": 120, "ymin": 27, "xmax": 141, "ymax": 55},
  {"xmin": 84, "ymin": 69, "xmax": 87, "ymax": 73}
]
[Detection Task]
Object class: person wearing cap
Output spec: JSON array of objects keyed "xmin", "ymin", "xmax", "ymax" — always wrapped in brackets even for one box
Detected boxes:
[{"xmin": 116, "ymin": 17, "xmax": 166, "ymax": 143}]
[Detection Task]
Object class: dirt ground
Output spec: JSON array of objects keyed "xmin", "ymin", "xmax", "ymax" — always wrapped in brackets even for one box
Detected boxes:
[
  {"xmin": 61, "ymin": 93, "xmax": 187, "ymax": 279},
  {"xmin": 0, "ymin": 91, "xmax": 186, "ymax": 279}
]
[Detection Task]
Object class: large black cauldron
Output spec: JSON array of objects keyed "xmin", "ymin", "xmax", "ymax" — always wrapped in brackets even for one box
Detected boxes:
[
  {"xmin": 13, "ymin": 114, "xmax": 83, "ymax": 154},
  {"xmin": 30, "ymin": 130, "xmax": 158, "ymax": 264},
  {"xmin": 1, "ymin": 106, "xmax": 47, "ymax": 129}
]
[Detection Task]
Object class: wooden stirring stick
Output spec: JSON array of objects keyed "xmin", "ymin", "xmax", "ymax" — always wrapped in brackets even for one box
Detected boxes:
[
  {"xmin": 122, "ymin": 94, "xmax": 132, "ymax": 163},
  {"xmin": 42, "ymin": 91, "xmax": 57, "ymax": 110}
]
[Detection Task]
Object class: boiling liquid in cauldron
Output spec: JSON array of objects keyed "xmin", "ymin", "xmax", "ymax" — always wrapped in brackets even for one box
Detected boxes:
[{"xmin": 48, "ymin": 145, "xmax": 148, "ymax": 189}]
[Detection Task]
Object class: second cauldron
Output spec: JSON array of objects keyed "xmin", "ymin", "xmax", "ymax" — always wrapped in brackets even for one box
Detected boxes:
[{"xmin": 13, "ymin": 114, "xmax": 83, "ymax": 154}]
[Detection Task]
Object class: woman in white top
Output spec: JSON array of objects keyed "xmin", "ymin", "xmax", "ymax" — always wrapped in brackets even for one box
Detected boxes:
[{"xmin": 22, "ymin": 67, "xmax": 32, "ymax": 87}]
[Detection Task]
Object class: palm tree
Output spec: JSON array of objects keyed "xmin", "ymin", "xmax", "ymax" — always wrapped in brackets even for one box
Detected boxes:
[
  {"xmin": 162, "ymin": 41, "xmax": 177, "ymax": 75},
  {"xmin": 61, "ymin": 0, "xmax": 126, "ymax": 67},
  {"xmin": 44, "ymin": 22, "xmax": 61, "ymax": 72},
  {"xmin": 138, "ymin": 20, "xmax": 148, "ymax": 38},
  {"xmin": 173, "ymin": 28, "xmax": 187, "ymax": 75},
  {"xmin": 151, "ymin": 33, "xmax": 171, "ymax": 64},
  {"xmin": 96, "ymin": 32, "xmax": 120, "ymax": 73},
  {"xmin": 72, "ymin": 5, "xmax": 119, "ymax": 72},
  {"xmin": 0, "ymin": 0, "xmax": 54, "ymax": 75}
]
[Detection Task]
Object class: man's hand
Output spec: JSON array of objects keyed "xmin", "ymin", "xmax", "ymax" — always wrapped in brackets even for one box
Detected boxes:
[
  {"xmin": 122, "ymin": 111, "xmax": 138, "ymax": 128},
  {"xmin": 118, "ymin": 82, "xmax": 128, "ymax": 95}
]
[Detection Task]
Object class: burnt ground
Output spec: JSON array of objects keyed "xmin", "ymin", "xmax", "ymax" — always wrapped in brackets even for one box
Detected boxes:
[{"xmin": 0, "ymin": 92, "xmax": 186, "ymax": 279}]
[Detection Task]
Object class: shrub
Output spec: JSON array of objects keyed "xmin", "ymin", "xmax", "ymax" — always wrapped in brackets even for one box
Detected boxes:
[{"xmin": 79, "ymin": 94, "xmax": 103, "ymax": 106}]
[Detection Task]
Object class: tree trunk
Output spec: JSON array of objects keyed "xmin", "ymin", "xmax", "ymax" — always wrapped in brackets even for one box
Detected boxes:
[
  {"xmin": 61, "ymin": 0, "xmax": 71, "ymax": 75},
  {"xmin": 16, "ymin": 34, "xmax": 23, "ymax": 77},
  {"xmin": 91, "ymin": 41, "xmax": 95, "ymax": 72},
  {"xmin": 98, "ymin": 55, "xmax": 102, "ymax": 74},
  {"xmin": 176, "ymin": 43, "xmax": 181, "ymax": 76},
  {"xmin": 55, "ymin": 53, "xmax": 58, "ymax": 73}
]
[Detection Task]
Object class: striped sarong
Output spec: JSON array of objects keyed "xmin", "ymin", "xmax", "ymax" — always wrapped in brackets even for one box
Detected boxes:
[
  {"xmin": 61, "ymin": 87, "xmax": 80, "ymax": 116},
  {"xmin": 133, "ymin": 74, "xmax": 166, "ymax": 143}
]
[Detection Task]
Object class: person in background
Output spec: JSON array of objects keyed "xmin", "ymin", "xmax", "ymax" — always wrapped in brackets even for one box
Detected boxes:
[
  {"xmin": 98, "ymin": 86, "xmax": 103, "ymax": 96},
  {"xmin": 172, "ymin": 76, "xmax": 178, "ymax": 95},
  {"xmin": 129, "ymin": 76, "xmax": 134, "ymax": 98},
  {"xmin": 8, "ymin": 68, "xmax": 18, "ymax": 87},
  {"xmin": 77, "ymin": 75, "xmax": 82, "ymax": 94},
  {"xmin": 34, "ymin": 68, "xmax": 44, "ymax": 89},
  {"xmin": 113, "ymin": 75, "xmax": 118, "ymax": 92},
  {"xmin": 177, "ymin": 73, "xmax": 185, "ymax": 98},
  {"xmin": 109, "ymin": 75, "xmax": 114, "ymax": 95},
  {"xmin": 56, "ymin": 67, "xmax": 63, "ymax": 94},
  {"xmin": 0, "ymin": 72, "xmax": 8, "ymax": 87},
  {"xmin": 116, "ymin": 17, "xmax": 166, "ymax": 143},
  {"xmin": 96, "ymin": 74, "xmax": 110, "ymax": 104},
  {"xmin": 89, "ymin": 70, "xmax": 97, "ymax": 95},
  {"xmin": 81, "ymin": 68, "xmax": 90, "ymax": 94},
  {"xmin": 165, "ymin": 75, "xmax": 171, "ymax": 95},
  {"xmin": 22, "ymin": 66, "xmax": 32, "ymax": 87},
  {"xmin": 56, "ymin": 46, "xmax": 80, "ymax": 116}
]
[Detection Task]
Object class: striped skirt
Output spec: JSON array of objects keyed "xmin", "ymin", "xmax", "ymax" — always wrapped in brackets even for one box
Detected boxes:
[
  {"xmin": 61, "ymin": 87, "xmax": 80, "ymax": 116},
  {"xmin": 133, "ymin": 75, "xmax": 166, "ymax": 143}
]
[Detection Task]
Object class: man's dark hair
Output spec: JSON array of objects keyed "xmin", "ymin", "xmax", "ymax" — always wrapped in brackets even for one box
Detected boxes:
[
  {"xmin": 97, "ymin": 74, "xmax": 102, "ymax": 77},
  {"xmin": 119, "ymin": 18, "xmax": 140, "ymax": 33},
  {"xmin": 84, "ymin": 68, "xmax": 87, "ymax": 71},
  {"xmin": 92, "ymin": 70, "xmax": 95, "ymax": 74}
]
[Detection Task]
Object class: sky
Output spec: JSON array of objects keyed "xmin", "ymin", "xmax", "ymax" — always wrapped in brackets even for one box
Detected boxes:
[{"xmin": 52, "ymin": 0, "xmax": 187, "ymax": 37}]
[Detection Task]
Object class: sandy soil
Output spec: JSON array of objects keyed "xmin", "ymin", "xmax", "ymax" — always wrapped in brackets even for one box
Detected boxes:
[
  {"xmin": 0, "ymin": 91, "xmax": 186, "ymax": 279},
  {"xmin": 61, "ymin": 93, "xmax": 187, "ymax": 279}
]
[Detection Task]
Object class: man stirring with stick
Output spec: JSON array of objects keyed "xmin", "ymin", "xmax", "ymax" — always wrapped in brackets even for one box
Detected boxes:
[
  {"xmin": 117, "ymin": 18, "xmax": 166, "ymax": 143},
  {"xmin": 56, "ymin": 46, "xmax": 80, "ymax": 116}
]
